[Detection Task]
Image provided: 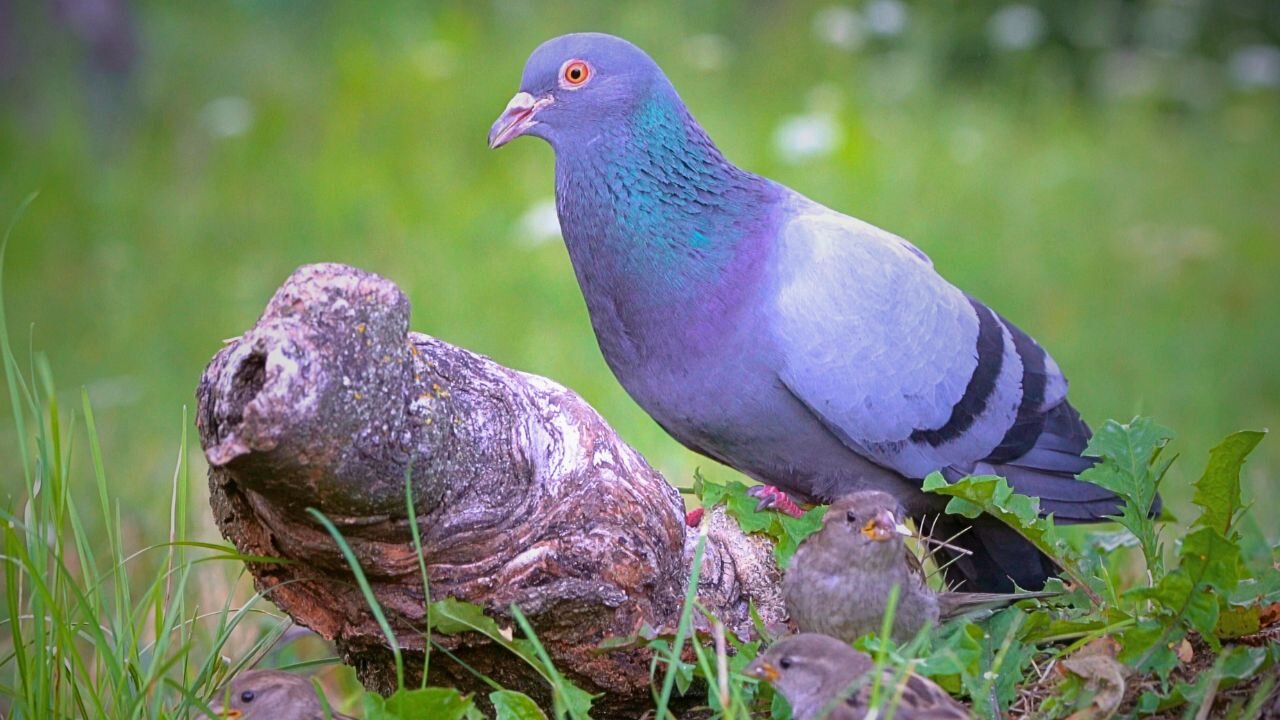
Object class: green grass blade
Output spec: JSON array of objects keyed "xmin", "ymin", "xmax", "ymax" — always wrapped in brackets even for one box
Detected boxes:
[
  {"xmin": 654, "ymin": 525, "xmax": 708, "ymax": 719},
  {"xmin": 308, "ymin": 507, "xmax": 406, "ymax": 688}
]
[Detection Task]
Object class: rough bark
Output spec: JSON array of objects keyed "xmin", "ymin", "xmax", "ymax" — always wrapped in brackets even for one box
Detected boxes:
[{"xmin": 195, "ymin": 263, "xmax": 786, "ymax": 717}]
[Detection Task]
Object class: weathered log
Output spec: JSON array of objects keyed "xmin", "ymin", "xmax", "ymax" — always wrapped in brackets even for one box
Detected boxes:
[{"xmin": 195, "ymin": 263, "xmax": 786, "ymax": 717}]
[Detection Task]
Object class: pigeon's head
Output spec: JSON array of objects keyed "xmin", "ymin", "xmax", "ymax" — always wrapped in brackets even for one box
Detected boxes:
[
  {"xmin": 745, "ymin": 633, "xmax": 871, "ymax": 716},
  {"xmin": 203, "ymin": 670, "xmax": 324, "ymax": 719},
  {"xmin": 820, "ymin": 490, "xmax": 914, "ymax": 558},
  {"xmin": 488, "ymin": 33, "xmax": 669, "ymax": 151}
]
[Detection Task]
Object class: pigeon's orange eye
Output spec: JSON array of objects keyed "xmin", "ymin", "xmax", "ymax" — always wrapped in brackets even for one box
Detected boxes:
[{"xmin": 562, "ymin": 60, "xmax": 591, "ymax": 87}]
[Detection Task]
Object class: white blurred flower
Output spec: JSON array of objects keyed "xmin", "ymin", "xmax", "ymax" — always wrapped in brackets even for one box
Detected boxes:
[
  {"xmin": 864, "ymin": 0, "xmax": 908, "ymax": 37},
  {"xmin": 1229, "ymin": 45, "xmax": 1280, "ymax": 90},
  {"xmin": 773, "ymin": 113, "xmax": 842, "ymax": 164},
  {"xmin": 200, "ymin": 97, "xmax": 254, "ymax": 139},
  {"xmin": 813, "ymin": 6, "xmax": 865, "ymax": 51},
  {"xmin": 683, "ymin": 34, "xmax": 730, "ymax": 73},
  {"xmin": 987, "ymin": 5, "xmax": 1046, "ymax": 52},
  {"xmin": 516, "ymin": 199, "xmax": 561, "ymax": 247}
]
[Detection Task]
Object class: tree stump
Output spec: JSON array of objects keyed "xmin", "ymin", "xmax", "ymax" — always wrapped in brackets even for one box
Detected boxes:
[{"xmin": 195, "ymin": 263, "xmax": 786, "ymax": 717}]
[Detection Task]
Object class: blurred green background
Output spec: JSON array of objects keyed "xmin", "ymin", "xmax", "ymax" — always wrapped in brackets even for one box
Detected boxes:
[{"xmin": 2, "ymin": 0, "xmax": 1278, "ymax": 548}]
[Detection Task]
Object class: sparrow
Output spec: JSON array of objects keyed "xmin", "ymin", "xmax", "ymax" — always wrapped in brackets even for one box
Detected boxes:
[
  {"xmin": 784, "ymin": 490, "xmax": 1056, "ymax": 643},
  {"xmin": 745, "ymin": 632, "xmax": 970, "ymax": 719},
  {"xmin": 201, "ymin": 669, "xmax": 354, "ymax": 720}
]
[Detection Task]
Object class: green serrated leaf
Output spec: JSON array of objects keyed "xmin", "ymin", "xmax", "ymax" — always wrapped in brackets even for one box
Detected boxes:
[
  {"xmin": 774, "ymin": 507, "xmax": 825, "ymax": 568},
  {"xmin": 1122, "ymin": 525, "xmax": 1245, "ymax": 673},
  {"xmin": 1135, "ymin": 645, "xmax": 1269, "ymax": 713},
  {"xmin": 364, "ymin": 687, "xmax": 475, "ymax": 720},
  {"xmin": 922, "ymin": 473, "xmax": 1049, "ymax": 534},
  {"xmin": 1179, "ymin": 527, "xmax": 1243, "ymax": 595},
  {"xmin": 771, "ymin": 689, "xmax": 795, "ymax": 720},
  {"xmin": 1082, "ymin": 418, "xmax": 1174, "ymax": 506},
  {"xmin": 1215, "ymin": 604, "xmax": 1262, "ymax": 639},
  {"xmin": 725, "ymin": 486, "xmax": 782, "ymax": 535},
  {"xmin": 594, "ymin": 635, "xmax": 640, "ymax": 651},
  {"xmin": 1191, "ymin": 430, "xmax": 1265, "ymax": 536},
  {"xmin": 694, "ymin": 476, "xmax": 824, "ymax": 567},
  {"xmin": 914, "ymin": 622, "xmax": 982, "ymax": 683},
  {"xmin": 726, "ymin": 635, "xmax": 764, "ymax": 678},
  {"xmin": 427, "ymin": 599, "xmax": 595, "ymax": 719},
  {"xmin": 490, "ymin": 690, "xmax": 548, "ymax": 720},
  {"xmin": 1078, "ymin": 417, "xmax": 1173, "ymax": 576},
  {"xmin": 980, "ymin": 610, "xmax": 1036, "ymax": 712},
  {"xmin": 429, "ymin": 597, "xmax": 505, "ymax": 637},
  {"xmin": 1117, "ymin": 619, "xmax": 1180, "ymax": 679},
  {"xmin": 921, "ymin": 473, "xmax": 1096, "ymax": 599}
]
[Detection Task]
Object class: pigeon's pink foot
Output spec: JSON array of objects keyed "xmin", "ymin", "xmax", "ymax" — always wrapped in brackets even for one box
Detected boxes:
[
  {"xmin": 746, "ymin": 485, "xmax": 806, "ymax": 518},
  {"xmin": 685, "ymin": 507, "xmax": 705, "ymax": 527}
]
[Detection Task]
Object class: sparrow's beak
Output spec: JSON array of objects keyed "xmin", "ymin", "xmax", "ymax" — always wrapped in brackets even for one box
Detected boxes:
[
  {"xmin": 744, "ymin": 658, "xmax": 780, "ymax": 683},
  {"xmin": 195, "ymin": 706, "xmax": 239, "ymax": 720},
  {"xmin": 488, "ymin": 92, "xmax": 552, "ymax": 149},
  {"xmin": 862, "ymin": 509, "xmax": 913, "ymax": 542}
]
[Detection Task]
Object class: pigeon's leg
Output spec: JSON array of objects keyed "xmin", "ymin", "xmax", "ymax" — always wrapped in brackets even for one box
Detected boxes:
[{"xmin": 746, "ymin": 485, "xmax": 806, "ymax": 518}]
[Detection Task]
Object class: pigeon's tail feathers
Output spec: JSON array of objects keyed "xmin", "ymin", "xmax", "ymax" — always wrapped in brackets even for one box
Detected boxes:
[
  {"xmin": 991, "ymin": 467, "xmax": 1127, "ymax": 523},
  {"xmin": 936, "ymin": 589, "xmax": 1060, "ymax": 619},
  {"xmin": 929, "ymin": 400, "xmax": 1166, "ymax": 592},
  {"xmin": 1002, "ymin": 399, "xmax": 1095, "ymax": 470},
  {"xmin": 926, "ymin": 513, "xmax": 1057, "ymax": 592},
  {"xmin": 981, "ymin": 399, "xmax": 1160, "ymax": 522}
]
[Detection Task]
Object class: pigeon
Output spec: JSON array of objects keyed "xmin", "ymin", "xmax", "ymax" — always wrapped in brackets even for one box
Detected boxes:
[
  {"xmin": 201, "ymin": 669, "xmax": 354, "ymax": 720},
  {"xmin": 489, "ymin": 32, "xmax": 1133, "ymax": 592},
  {"xmin": 784, "ymin": 491, "xmax": 1057, "ymax": 643},
  {"xmin": 744, "ymin": 633, "xmax": 971, "ymax": 720}
]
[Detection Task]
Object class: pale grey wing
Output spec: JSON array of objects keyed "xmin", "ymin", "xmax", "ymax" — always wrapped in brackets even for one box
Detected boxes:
[
  {"xmin": 771, "ymin": 207, "xmax": 1122, "ymax": 531},
  {"xmin": 771, "ymin": 208, "xmax": 1025, "ymax": 479}
]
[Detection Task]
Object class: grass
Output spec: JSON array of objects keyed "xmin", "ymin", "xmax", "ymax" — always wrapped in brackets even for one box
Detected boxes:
[
  {"xmin": 2, "ymin": 3, "xmax": 1277, "ymax": 537},
  {"xmin": 2, "ymin": 198, "xmax": 350, "ymax": 717},
  {"xmin": 2, "ymin": 330, "xmax": 1276, "ymax": 717},
  {"xmin": 0, "ymin": 304, "xmax": 303, "ymax": 717}
]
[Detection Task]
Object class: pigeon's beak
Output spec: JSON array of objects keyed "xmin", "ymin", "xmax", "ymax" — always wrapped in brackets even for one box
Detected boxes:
[
  {"xmin": 862, "ymin": 509, "xmax": 913, "ymax": 542},
  {"xmin": 744, "ymin": 658, "xmax": 780, "ymax": 683},
  {"xmin": 488, "ymin": 92, "xmax": 552, "ymax": 149}
]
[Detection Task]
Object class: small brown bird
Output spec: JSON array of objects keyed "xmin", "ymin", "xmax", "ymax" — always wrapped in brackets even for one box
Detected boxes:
[
  {"xmin": 745, "ymin": 633, "xmax": 970, "ymax": 719},
  {"xmin": 784, "ymin": 491, "xmax": 1056, "ymax": 643},
  {"xmin": 202, "ymin": 669, "xmax": 354, "ymax": 720}
]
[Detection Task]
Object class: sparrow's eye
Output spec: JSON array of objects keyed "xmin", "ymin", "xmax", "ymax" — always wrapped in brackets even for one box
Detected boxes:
[
  {"xmin": 845, "ymin": 510, "xmax": 858, "ymax": 524},
  {"xmin": 562, "ymin": 60, "xmax": 591, "ymax": 87},
  {"xmin": 778, "ymin": 656, "xmax": 794, "ymax": 670},
  {"xmin": 240, "ymin": 690, "xmax": 255, "ymax": 703}
]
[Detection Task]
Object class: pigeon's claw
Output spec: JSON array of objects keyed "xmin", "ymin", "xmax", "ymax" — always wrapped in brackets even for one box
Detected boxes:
[{"xmin": 746, "ymin": 485, "xmax": 806, "ymax": 518}]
